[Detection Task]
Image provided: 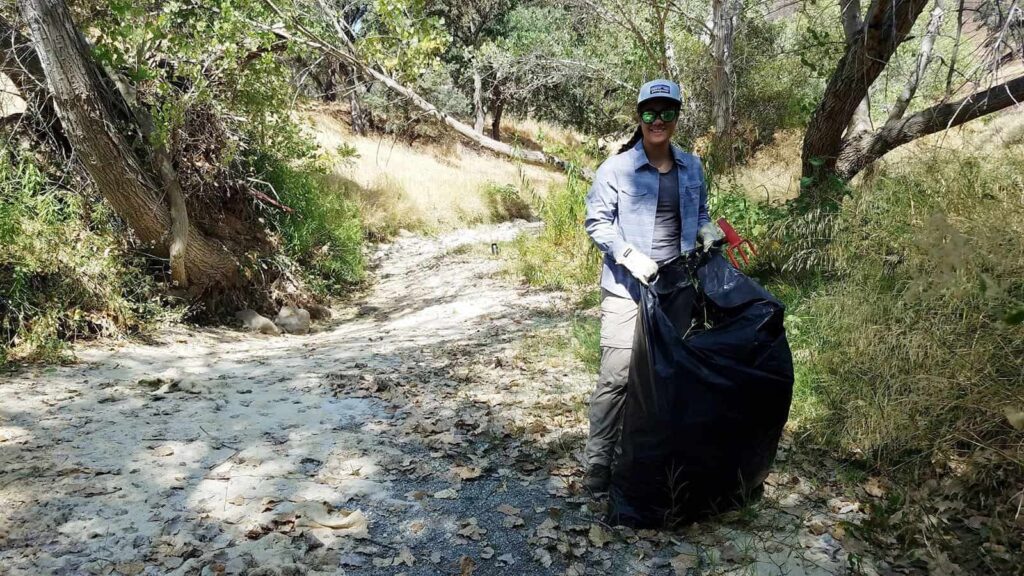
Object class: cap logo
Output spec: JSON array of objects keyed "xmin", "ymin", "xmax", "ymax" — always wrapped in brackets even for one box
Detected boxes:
[{"xmin": 650, "ymin": 84, "xmax": 671, "ymax": 95}]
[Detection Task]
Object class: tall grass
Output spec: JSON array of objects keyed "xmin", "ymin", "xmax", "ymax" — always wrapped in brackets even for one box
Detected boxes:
[
  {"xmin": 779, "ymin": 151, "xmax": 1024, "ymax": 470},
  {"xmin": 510, "ymin": 169, "xmax": 602, "ymax": 293},
  {"xmin": 262, "ymin": 160, "xmax": 365, "ymax": 294}
]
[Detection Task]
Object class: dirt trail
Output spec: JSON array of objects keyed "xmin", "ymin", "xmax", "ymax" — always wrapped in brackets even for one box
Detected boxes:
[{"xmin": 0, "ymin": 223, "xmax": 875, "ymax": 576}]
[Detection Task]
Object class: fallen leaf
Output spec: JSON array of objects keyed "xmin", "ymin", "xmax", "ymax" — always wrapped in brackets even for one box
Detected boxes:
[
  {"xmin": 502, "ymin": 515, "xmax": 525, "ymax": 528},
  {"xmin": 433, "ymin": 488, "xmax": 459, "ymax": 500},
  {"xmin": 457, "ymin": 518, "xmax": 486, "ymax": 540},
  {"xmin": 481, "ymin": 546, "xmax": 494, "ymax": 559},
  {"xmin": 536, "ymin": 517, "xmax": 559, "ymax": 539},
  {"xmin": 453, "ymin": 466, "xmax": 482, "ymax": 480},
  {"xmin": 533, "ymin": 548, "xmax": 553, "ymax": 567},
  {"xmin": 863, "ymin": 477, "xmax": 886, "ymax": 498},
  {"xmin": 495, "ymin": 504, "xmax": 521, "ymax": 516},
  {"xmin": 496, "ymin": 553, "xmax": 515, "ymax": 565},
  {"xmin": 430, "ymin": 551, "xmax": 442, "ymax": 564},
  {"xmin": 372, "ymin": 557, "xmax": 392, "ymax": 567},
  {"xmin": 459, "ymin": 555, "xmax": 476, "ymax": 575},
  {"xmin": 294, "ymin": 502, "xmax": 369, "ymax": 537},
  {"xmin": 588, "ymin": 524, "xmax": 612, "ymax": 548},
  {"xmin": 807, "ymin": 518, "xmax": 829, "ymax": 536},
  {"xmin": 670, "ymin": 553, "xmax": 697, "ymax": 574},
  {"xmin": 396, "ymin": 546, "xmax": 415, "ymax": 567},
  {"xmin": 719, "ymin": 541, "xmax": 752, "ymax": 564}
]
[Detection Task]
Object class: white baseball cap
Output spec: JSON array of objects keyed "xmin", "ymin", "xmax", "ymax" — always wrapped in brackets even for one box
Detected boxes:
[{"xmin": 637, "ymin": 79, "xmax": 681, "ymax": 106}]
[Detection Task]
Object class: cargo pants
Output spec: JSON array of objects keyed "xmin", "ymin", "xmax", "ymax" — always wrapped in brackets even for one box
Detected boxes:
[{"xmin": 584, "ymin": 289, "xmax": 638, "ymax": 467}]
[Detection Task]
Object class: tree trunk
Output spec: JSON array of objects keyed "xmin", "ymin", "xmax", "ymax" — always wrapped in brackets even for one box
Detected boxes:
[
  {"xmin": 839, "ymin": 0, "xmax": 872, "ymax": 136},
  {"xmin": 710, "ymin": 0, "xmax": 737, "ymax": 138},
  {"xmin": 0, "ymin": 14, "xmax": 70, "ymax": 154},
  {"xmin": 887, "ymin": 0, "xmax": 944, "ymax": 123},
  {"xmin": 18, "ymin": 0, "xmax": 237, "ymax": 292},
  {"xmin": 322, "ymin": 61, "xmax": 339, "ymax": 101},
  {"xmin": 490, "ymin": 85, "xmax": 504, "ymax": 142},
  {"xmin": 472, "ymin": 67, "xmax": 485, "ymax": 134},
  {"xmin": 342, "ymin": 63, "xmax": 368, "ymax": 135},
  {"xmin": 801, "ymin": 0, "xmax": 931, "ymax": 184}
]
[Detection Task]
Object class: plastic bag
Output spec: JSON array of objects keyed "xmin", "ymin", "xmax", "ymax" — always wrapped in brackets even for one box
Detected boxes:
[{"xmin": 609, "ymin": 251, "xmax": 794, "ymax": 527}]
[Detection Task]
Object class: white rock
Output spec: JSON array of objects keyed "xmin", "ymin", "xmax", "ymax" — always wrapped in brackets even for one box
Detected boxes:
[
  {"xmin": 235, "ymin": 309, "xmax": 281, "ymax": 335},
  {"xmin": 275, "ymin": 306, "xmax": 311, "ymax": 335}
]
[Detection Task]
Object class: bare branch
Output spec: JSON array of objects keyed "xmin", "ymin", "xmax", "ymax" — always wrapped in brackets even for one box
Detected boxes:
[{"xmin": 887, "ymin": 0, "xmax": 945, "ymax": 123}]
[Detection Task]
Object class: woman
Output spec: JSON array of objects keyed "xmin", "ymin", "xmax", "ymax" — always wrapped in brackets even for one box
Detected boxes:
[{"xmin": 582, "ymin": 79, "xmax": 722, "ymax": 493}]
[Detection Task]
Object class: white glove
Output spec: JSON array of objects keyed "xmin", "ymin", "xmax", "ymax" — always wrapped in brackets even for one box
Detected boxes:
[
  {"xmin": 698, "ymin": 222, "xmax": 725, "ymax": 252},
  {"xmin": 617, "ymin": 245, "xmax": 659, "ymax": 285}
]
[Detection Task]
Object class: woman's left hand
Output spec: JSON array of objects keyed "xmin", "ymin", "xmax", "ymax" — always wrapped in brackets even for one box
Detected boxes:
[{"xmin": 698, "ymin": 222, "xmax": 725, "ymax": 252}]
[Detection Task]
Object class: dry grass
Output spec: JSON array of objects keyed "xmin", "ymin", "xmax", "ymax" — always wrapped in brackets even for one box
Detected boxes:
[
  {"xmin": 304, "ymin": 110, "xmax": 566, "ymax": 235},
  {"xmin": 720, "ymin": 129, "xmax": 804, "ymax": 203}
]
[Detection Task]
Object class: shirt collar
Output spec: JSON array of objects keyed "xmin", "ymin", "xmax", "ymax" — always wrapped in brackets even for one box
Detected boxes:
[{"xmin": 630, "ymin": 139, "xmax": 686, "ymax": 172}]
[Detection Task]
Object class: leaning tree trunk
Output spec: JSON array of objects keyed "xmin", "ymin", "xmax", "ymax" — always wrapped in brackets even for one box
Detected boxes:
[
  {"xmin": 267, "ymin": 2, "xmax": 587, "ymax": 177},
  {"xmin": 0, "ymin": 14, "xmax": 70, "ymax": 155},
  {"xmin": 802, "ymin": 0, "xmax": 1024, "ymax": 188},
  {"xmin": 801, "ymin": 0, "xmax": 931, "ymax": 185},
  {"xmin": 836, "ymin": 75, "xmax": 1024, "ymax": 179},
  {"xmin": 18, "ymin": 0, "xmax": 237, "ymax": 291}
]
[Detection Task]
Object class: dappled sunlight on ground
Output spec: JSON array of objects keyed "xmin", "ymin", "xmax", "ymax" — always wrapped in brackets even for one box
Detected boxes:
[{"xmin": 1, "ymin": 222, "xmax": 879, "ymax": 575}]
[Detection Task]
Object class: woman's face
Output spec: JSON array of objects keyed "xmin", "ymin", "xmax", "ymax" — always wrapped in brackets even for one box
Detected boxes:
[{"xmin": 638, "ymin": 98, "xmax": 679, "ymax": 147}]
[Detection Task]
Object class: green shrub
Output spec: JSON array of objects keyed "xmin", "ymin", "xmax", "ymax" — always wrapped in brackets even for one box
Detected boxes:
[
  {"xmin": 510, "ymin": 169, "xmax": 601, "ymax": 292},
  {"xmin": 483, "ymin": 182, "xmax": 534, "ymax": 223},
  {"xmin": 0, "ymin": 153, "xmax": 168, "ymax": 364},
  {"xmin": 262, "ymin": 160, "xmax": 365, "ymax": 295}
]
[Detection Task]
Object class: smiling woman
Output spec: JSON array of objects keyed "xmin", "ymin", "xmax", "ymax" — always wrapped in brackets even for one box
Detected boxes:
[{"xmin": 581, "ymin": 79, "xmax": 726, "ymax": 494}]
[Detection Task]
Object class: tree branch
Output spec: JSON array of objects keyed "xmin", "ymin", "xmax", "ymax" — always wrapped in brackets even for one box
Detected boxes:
[
  {"xmin": 887, "ymin": 0, "xmax": 944, "ymax": 123},
  {"xmin": 838, "ymin": 75, "xmax": 1024, "ymax": 179}
]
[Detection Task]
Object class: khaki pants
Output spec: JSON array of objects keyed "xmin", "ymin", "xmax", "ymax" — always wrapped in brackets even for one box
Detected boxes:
[{"xmin": 584, "ymin": 290, "xmax": 638, "ymax": 467}]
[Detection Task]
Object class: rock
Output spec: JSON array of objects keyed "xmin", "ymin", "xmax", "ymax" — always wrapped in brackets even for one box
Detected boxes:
[
  {"xmin": 274, "ymin": 306, "xmax": 311, "ymax": 335},
  {"xmin": 236, "ymin": 309, "xmax": 281, "ymax": 335}
]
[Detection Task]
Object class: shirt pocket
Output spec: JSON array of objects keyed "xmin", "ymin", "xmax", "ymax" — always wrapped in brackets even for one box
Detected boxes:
[{"xmin": 618, "ymin": 186, "xmax": 653, "ymax": 215}]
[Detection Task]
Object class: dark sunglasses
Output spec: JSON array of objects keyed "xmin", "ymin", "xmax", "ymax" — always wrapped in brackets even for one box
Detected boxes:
[{"xmin": 640, "ymin": 109, "xmax": 679, "ymax": 124}]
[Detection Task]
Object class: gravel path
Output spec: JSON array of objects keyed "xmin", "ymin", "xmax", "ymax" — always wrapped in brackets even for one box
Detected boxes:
[{"xmin": 0, "ymin": 222, "xmax": 877, "ymax": 576}]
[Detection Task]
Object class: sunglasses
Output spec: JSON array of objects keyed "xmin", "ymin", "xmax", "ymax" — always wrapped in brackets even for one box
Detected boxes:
[{"xmin": 640, "ymin": 109, "xmax": 679, "ymax": 124}]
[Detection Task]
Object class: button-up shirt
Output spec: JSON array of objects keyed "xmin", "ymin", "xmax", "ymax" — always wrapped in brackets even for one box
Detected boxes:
[{"xmin": 584, "ymin": 140, "xmax": 710, "ymax": 301}]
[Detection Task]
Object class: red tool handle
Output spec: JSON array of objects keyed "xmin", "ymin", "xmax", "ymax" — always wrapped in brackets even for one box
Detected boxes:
[{"xmin": 716, "ymin": 217, "xmax": 743, "ymax": 248}]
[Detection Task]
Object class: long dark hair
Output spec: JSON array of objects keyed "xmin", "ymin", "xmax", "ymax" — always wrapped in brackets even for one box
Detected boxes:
[{"xmin": 617, "ymin": 125, "xmax": 642, "ymax": 154}]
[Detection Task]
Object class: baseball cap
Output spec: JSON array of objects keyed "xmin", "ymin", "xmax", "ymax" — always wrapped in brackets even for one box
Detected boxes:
[{"xmin": 637, "ymin": 79, "xmax": 681, "ymax": 106}]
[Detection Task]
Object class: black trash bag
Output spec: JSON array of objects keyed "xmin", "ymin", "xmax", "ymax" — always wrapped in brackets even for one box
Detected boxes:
[{"xmin": 608, "ymin": 250, "xmax": 794, "ymax": 527}]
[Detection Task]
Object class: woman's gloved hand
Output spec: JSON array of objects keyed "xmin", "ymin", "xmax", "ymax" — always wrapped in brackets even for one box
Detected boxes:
[
  {"xmin": 617, "ymin": 246, "xmax": 659, "ymax": 285},
  {"xmin": 698, "ymin": 222, "xmax": 725, "ymax": 252}
]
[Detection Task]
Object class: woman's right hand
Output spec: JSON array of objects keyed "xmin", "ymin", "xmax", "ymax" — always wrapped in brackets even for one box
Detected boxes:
[{"xmin": 618, "ymin": 246, "xmax": 659, "ymax": 285}]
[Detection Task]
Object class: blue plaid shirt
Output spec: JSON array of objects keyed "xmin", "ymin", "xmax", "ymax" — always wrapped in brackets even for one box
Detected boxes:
[{"xmin": 584, "ymin": 140, "xmax": 710, "ymax": 301}]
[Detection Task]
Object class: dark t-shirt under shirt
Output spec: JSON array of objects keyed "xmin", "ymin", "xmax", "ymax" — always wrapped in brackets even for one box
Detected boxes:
[{"xmin": 650, "ymin": 165, "xmax": 681, "ymax": 263}]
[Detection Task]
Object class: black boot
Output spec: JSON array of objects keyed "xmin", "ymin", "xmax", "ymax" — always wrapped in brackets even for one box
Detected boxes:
[{"xmin": 584, "ymin": 463, "xmax": 611, "ymax": 495}]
